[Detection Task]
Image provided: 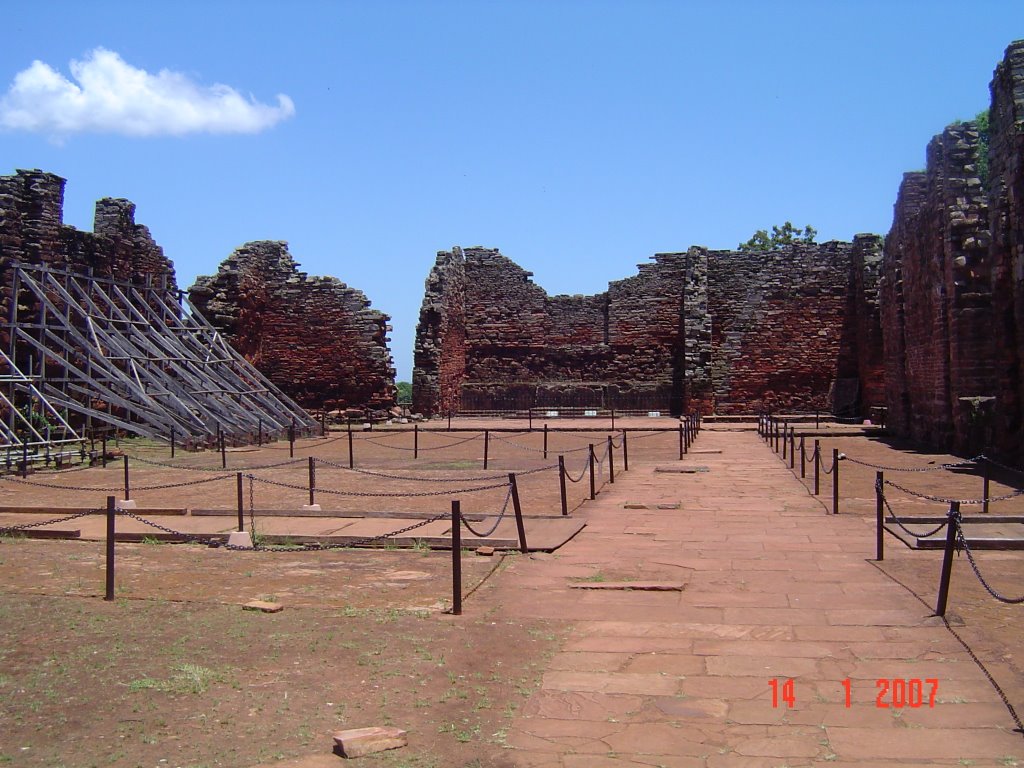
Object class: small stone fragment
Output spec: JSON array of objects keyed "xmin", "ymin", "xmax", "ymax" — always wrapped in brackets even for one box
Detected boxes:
[
  {"xmin": 333, "ymin": 726, "xmax": 408, "ymax": 758},
  {"xmin": 475, "ymin": 546, "xmax": 495, "ymax": 556},
  {"xmin": 243, "ymin": 600, "xmax": 283, "ymax": 613},
  {"xmin": 623, "ymin": 502, "xmax": 647, "ymax": 509}
]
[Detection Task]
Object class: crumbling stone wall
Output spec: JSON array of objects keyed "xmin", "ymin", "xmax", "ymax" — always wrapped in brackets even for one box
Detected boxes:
[
  {"xmin": 881, "ymin": 40, "xmax": 1024, "ymax": 459},
  {"xmin": 989, "ymin": 40, "xmax": 1024, "ymax": 461},
  {"xmin": 413, "ymin": 241, "xmax": 879, "ymax": 417},
  {"xmin": 0, "ymin": 169, "xmax": 176, "ymax": 287},
  {"xmin": 189, "ymin": 241, "xmax": 395, "ymax": 411}
]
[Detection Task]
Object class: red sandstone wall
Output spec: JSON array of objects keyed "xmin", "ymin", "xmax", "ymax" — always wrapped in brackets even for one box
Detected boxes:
[
  {"xmin": 989, "ymin": 40, "xmax": 1024, "ymax": 462},
  {"xmin": 189, "ymin": 241, "xmax": 395, "ymax": 411}
]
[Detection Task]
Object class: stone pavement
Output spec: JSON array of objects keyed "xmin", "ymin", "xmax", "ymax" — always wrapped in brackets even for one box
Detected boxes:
[{"xmin": 490, "ymin": 427, "xmax": 1023, "ymax": 767}]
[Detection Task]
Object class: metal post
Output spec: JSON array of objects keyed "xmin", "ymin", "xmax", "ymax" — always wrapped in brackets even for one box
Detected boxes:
[
  {"xmin": 589, "ymin": 444, "xmax": 596, "ymax": 500},
  {"xmin": 483, "ymin": 430, "xmax": 489, "ymax": 469},
  {"xmin": 348, "ymin": 423, "xmax": 354, "ymax": 469},
  {"xmin": 451, "ymin": 500, "xmax": 462, "ymax": 616},
  {"xmin": 509, "ymin": 473, "xmax": 528, "ymax": 553},
  {"xmin": 815, "ymin": 410, "xmax": 820, "ymax": 429},
  {"xmin": 622, "ymin": 429, "xmax": 629, "ymax": 471},
  {"xmin": 832, "ymin": 448, "xmax": 840, "ymax": 515},
  {"xmin": 789, "ymin": 427, "xmax": 795, "ymax": 470},
  {"xmin": 321, "ymin": 411, "xmax": 326, "ymax": 437},
  {"xmin": 982, "ymin": 460, "xmax": 990, "ymax": 514},
  {"xmin": 220, "ymin": 430, "xmax": 227, "ymax": 469},
  {"xmin": 935, "ymin": 502, "xmax": 961, "ymax": 617},
  {"xmin": 813, "ymin": 440, "xmax": 820, "ymax": 495},
  {"xmin": 236, "ymin": 472, "xmax": 244, "ymax": 532},
  {"xmin": 607, "ymin": 436, "xmax": 615, "ymax": 484},
  {"xmin": 611, "ymin": 408, "xmax": 615, "ymax": 430},
  {"xmin": 308, "ymin": 456, "xmax": 316, "ymax": 506},
  {"xmin": 258, "ymin": 417, "xmax": 263, "ymax": 447},
  {"xmin": 528, "ymin": 408, "xmax": 532, "ymax": 431},
  {"xmin": 558, "ymin": 455, "xmax": 568, "ymax": 516},
  {"xmin": 800, "ymin": 436, "xmax": 806, "ymax": 478},
  {"xmin": 170, "ymin": 427, "xmax": 176, "ymax": 459},
  {"xmin": 543, "ymin": 424, "xmax": 548, "ymax": 460},
  {"xmin": 414, "ymin": 424, "xmax": 419, "ymax": 460},
  {"xmin": 875, "ymin": 471, "xmax": 884, "ymax": 561},
  {"xmin": 21, "ymin": 442, "xmax": 27, "ymax": 478},
  {"xmin": 678, "ymin": 425, "xmax": 684, "ymax": 459},
  {"xmin": 123, "ymin": 455, "xmax": 130, "ymax": 501},
  {"xmin": 782, "ymin": 423, "xmax": 788, "ymax": 460},
  {"xmin": 102, "ymin": 435, "xmax": 107, "ymax": 468},
  {"xmin": 447, "ymin": 411, "xmax": 452, "ymax": 431},
  {"xmin": 105, "ymin": 495, "xmax": 116, "ymax": 601},
  {"xmin": 288, "ymin": 423, "xmax": 295, "ymax": 458}
]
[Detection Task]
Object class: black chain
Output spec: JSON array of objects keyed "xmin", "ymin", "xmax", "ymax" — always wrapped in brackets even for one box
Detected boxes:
[
  {"xmin": 117, "ymin": 508, "xmax": 217, "ymax": 545},
  {"xmin": 0, "ymin": 508, "xmax": 99, "ymax": 534},
  {"xmin": 884, "ymin": 479, "xmax": 1024, "ymax": 506},
  {"xmin": 131, "ymin": 455, "xmax": 306, "ymax": 472},
  {"xmin": 564, "ymin": 455, "xmax": 590, "ymax": 484},
  {"xmin": 955, "ymin": 521, "xmax": 1024, "ymax": 604},
  {"xmin": 876, "ymin": 482, "xmax": 949, "ymax": 539},
  {"xmin": 249, "ymin": 475, "xmax": 509, "ymax": 498},
  {"xmin": 845, "ymin": 455, "xmax": 981, "ymax": 472},
  {"xmin": 315, "ymin": 458, "xmax": 509, "ymax": 483},
  {"xmin": 460, "ymin": 487, "xmax": 513, "ymax": 538}
]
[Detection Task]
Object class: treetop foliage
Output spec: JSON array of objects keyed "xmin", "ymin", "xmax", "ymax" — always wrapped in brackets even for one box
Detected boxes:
[{"xmin": 738, "ymin": 221, "xmax": 817, "ymax": 251}]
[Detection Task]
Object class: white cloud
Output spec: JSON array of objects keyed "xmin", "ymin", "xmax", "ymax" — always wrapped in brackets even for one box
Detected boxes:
[{"xmin": 0, "ymin": 48, "xmax": 295, "ymax": 139}]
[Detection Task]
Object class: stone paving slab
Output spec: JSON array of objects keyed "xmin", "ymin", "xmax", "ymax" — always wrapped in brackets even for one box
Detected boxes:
[{"xmin": 487, "ymin": 428, "xmax": 1024, "ymax": 766}]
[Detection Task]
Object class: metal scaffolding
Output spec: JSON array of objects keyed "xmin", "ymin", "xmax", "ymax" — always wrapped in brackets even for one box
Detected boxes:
[{"xmin": 1, "ymin": 261, "xmax": 316, "ymax": 462}]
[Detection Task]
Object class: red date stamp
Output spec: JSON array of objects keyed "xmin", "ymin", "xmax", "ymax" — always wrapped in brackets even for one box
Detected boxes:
[{"xmin": 770, "ymin": 678, "xmax": 940, "ymax": 708}]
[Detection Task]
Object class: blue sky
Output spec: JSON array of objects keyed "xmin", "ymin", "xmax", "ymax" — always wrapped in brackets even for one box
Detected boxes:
[{"xmin": 3, "ymin": 1, "xmax": 1021, "ymax": 381}]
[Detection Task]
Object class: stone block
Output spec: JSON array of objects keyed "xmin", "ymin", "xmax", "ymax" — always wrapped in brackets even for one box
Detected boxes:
[
  {"xmin": 333, "ymin": 726, "xmax": 407, "ymax": 758},
  {"xmin": 227, "ymin": 531, "xmax": 253, "ymax": 548},
  {"xmin": 243, "ymin": 600, "xmax": 283, "ymax": 613}
]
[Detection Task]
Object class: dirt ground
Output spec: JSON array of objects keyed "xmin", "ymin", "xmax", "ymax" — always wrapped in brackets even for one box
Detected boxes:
[
  {"xmin": 1, "ymin": 419, "xmax": 1022, "ymax": 767},
  {"xmin": 0, "ymin": 418, "xmax": 681, "ymax": 768}
]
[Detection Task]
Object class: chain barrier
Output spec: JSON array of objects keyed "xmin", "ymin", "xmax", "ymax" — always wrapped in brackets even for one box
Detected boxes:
[
  {"xmin": 263, "ymin": 432, "xmax": 349, "ymax": 451},
  {"xmin": 0, "ymin": 469, "xmax": 234, "ymax": 492},
  {"xmin": 563, "ymin": 454, "xmax": 591, "ymax": 484},
  {"xmin": 362, "ymin": 432, "xmax": 482, "ymax": 452},
  {"xmin": 131, "ymin": 455, "xmax": 306, "ymax": 472},
  {"xmin": 845, "ymin": 454, "xmax": 982, "ymax": 473},
  {"xmin": 876, "ymin": 480, "xmax": 949, "ymax": 539},
  {"xmin": 460, "ymin": 486, "xmax": 513, "ymax": 538},
  {"xmin": 955, "ymin": 521, "xmax": 1024, "ymax": 604},
  {"xmin": 116, "ymin": 508, "xmax": 219, "ymax": 545},
  {"xmin": 315, "ymin": 457, "xmax": 509, "ymax": 482},
  {"xmin": 248, "ymin": 474, "xmax": 509, "ymax": 498},
  {"xmin": 820, "ymin": 455, "xmax": 840, "ymax": 475},
  {"xmin": 491, "ymin": 434, "xmax": 547, "ymax": 453},
  {"xmin": 0, "ymin": 508, "xmax": 99, "ymax": 534},
  {"xmin": 978, "ymin": 454, "xmax": 1024, "ymax": 479},
  {"xmin": 883, "ymin": 478, "xmax": 1024, "ymax": 506}
]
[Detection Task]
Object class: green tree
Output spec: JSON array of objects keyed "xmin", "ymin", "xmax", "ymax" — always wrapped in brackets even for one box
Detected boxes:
[
  {"xmin": 396, "ymin": 381, "xmax": 412, "ymax": 404},
  {"xmin": 739, "ymin": 221, "xmax": 817, "ymax": 251},
  {"xmin": 974, "ymin": 108, "xmax": 990, "ymax": 188}
]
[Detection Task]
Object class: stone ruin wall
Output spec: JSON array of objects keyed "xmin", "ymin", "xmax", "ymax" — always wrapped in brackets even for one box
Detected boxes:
[
  {"xmin": 0, "ymin": 169, "xmax": 177, "ymax": 299},
  {"xmin": 882, "ymin": 40, "xmax": 1024, "ymax": 461},
  {"xmin": 189, "ymin": 241, "xmax": 396, "ymax": 412},
  {"xmin": 413, "ymin": 242, "xmax": 884, "ymax": 417}
]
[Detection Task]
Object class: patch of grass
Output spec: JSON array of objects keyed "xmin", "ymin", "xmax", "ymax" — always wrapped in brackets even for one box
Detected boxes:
[{"xmin": 128, "ymin": 663, "xmax": 230, "ymax": 695}]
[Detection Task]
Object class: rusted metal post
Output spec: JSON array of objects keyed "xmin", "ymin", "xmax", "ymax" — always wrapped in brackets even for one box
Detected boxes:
[
  {"xmin": 348, "ymin": 424, "xmax": 354, "ymax": 469},
  {"xmin": 101, "ymin": 435, "xmax": 107, "ymax": 468},
  {"xmin": 170, "ymin": 427, "xmax": 176, "ymax": 459},
  {"xmin": 543, "ymin": 424, "xmax": 548, "ymax": 460},
  {"xmin": 589, "ymin": 444, "xmax": 596, "ymax": 500},
  {"xmin": 607, "ymin": 435, "xmax": 615, "ymax": 484},
  {"xmin": 451, "ymin": 500, "xmax": 462, "ymax": 616},
  {"xmin": 308, "ymin": 456, "xmax": 315, "ymax": 506},
  {"xmin": 935, "ymin": 502, "xmax": 960, "ymax": 617},
  {"xmin": 782, "ymin": 422, "xmax": 788, "ymax": 460},
  {"xmin": 105, "ymin": 495, "xmax": 116, "ymax": 601},
  {"xmin": 558, "ymin": 455, "xmax": 568, "ymax": 516},
  {"xmin": 220, "ymin": 430, "xmax": 227, "ymax": 469},
  {"xmin": 509, "ymin": 473, "xmax": 528, "ymax": 553},
  {"xmin": 21, "ymin": 442, "xmax": 28, "ymax": 477},
  {"xmin": 414, "ymin": 424, "xmax": 419, "ymax": 460},
  {"xmin": 678, "ymin": 425, "xmax": 684, "ymax": 459},
  {"xmin": 288, "ymin": 423, "xmax": 295, "ymax": 458},
  {"xmin": 483, "ymin": 430, "xmax": 489, "ymax": 469},
  {"xmin": 611, "ymin": 408, "xmax": 615, "ymax": 430},
  {"xmin": 800, "ymin": 436, "xmax": 806, "ymax": 478},
  {"xmin": 622, "ymin": 429, "xmax": 629, "ymax": 471},
  {"xmin": 258, "ymin": 417, "xmax": 263, "ymax": 446},
  {"xmin": 875, "ymin": 471, "xmax": 884, "ymax": 561},
  {"xmin": 236, "ymin": 472, "xmax": 244, "ymax": 532},
  {"xmin": 528, "ymin": 408, "xmax": 532, "ymax": 431},
  {"xmin": 789, "ymin": 427, "xmax": 795, "ymax": 470},
  {"xmin": 813, "ymin": 440, "xmax": 820, "ymax": 495},
  {"xmin": 123, "ymin": 455, "xmax": 130, "ymax": 501},
  {"xmin": 832, "ymin": 448, "xmax": 840, "ymax": 514}
]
